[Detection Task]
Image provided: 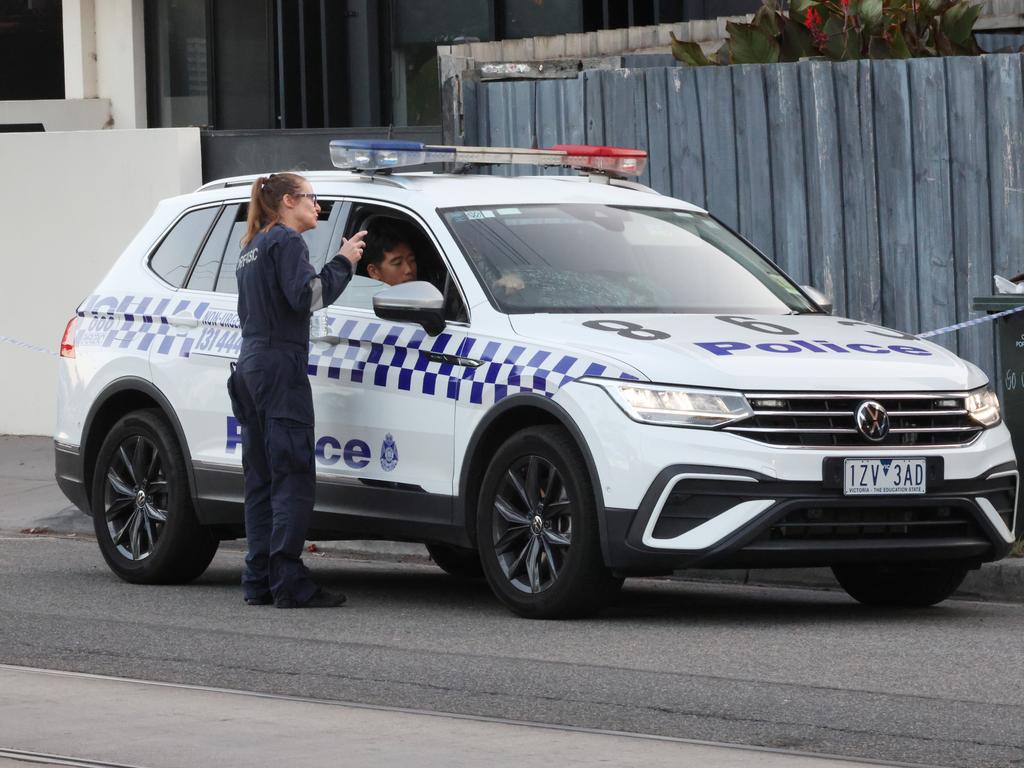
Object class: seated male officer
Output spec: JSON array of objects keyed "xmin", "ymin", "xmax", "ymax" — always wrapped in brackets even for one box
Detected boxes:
[{"xmin": 363, "ymin": 223, "xmax": 418, "ymax": 286}]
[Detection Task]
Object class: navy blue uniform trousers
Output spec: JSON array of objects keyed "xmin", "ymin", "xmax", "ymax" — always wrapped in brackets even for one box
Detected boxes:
[{"xmin": 229, "ymin": 342, "xmax": 317, "ymax": 604}]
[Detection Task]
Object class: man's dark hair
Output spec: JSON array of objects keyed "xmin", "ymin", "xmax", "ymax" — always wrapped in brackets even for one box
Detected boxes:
[{"xmin": 363, "ymin": 221, "xmax": 411, "ymax": 268}]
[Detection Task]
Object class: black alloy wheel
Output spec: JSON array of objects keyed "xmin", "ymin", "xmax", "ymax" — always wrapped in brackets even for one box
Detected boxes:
[
  {"xmin": 477, "ymin": 425, "xmax": 622, "ymax": 619},
  {"xmin": 101, "ymin": 432, "xmax": 167, "ymax": 562},
  {"xmin": 91, "ymin": 409, "xmax": 218, "ymax": 584},
  {"xmin": 492, "ymin": 453, "xmax": 572, "ymax": 595}
]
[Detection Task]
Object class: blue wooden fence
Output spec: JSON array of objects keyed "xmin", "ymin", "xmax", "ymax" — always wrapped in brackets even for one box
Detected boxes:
[{"xmin": 460, "ymin": 55, "xmax": 1024, "ymax": 384}]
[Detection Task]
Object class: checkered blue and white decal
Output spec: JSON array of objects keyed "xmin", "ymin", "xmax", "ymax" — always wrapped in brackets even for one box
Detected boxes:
[{"xmin": 76, "ymin": 294, "xmax": 637, "ymax": 407}]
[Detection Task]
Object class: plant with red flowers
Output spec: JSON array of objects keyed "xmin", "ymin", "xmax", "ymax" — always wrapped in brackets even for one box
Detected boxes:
[{"xmin": 671, "ymin": 0, "xmax": 984, "ymax": 66}]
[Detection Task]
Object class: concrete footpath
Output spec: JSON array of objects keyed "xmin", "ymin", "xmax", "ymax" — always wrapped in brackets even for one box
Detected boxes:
[
  {"xmin": 0, "ymin": 665, "xmax": 907, "ymax": 768},
  {"xmin": 2, "ymin": 434, "xmax": 1022, "ymax": 603}
]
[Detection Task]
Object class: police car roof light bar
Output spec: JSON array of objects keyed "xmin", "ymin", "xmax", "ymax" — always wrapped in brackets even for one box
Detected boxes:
[
  {"xmin": 329, "ymin": 139, "xmax": 647, "ymax": 177},
  {"xmin": 442, "ymin": 145, "xmax": 567, "ymax": 166},
  {"xmin": 329, "ymin": 140, "xmax": 454, "ymax": 172},
  {"xmin": 549, "ymin": 144, "xmax": 648, "ymax": 178}
]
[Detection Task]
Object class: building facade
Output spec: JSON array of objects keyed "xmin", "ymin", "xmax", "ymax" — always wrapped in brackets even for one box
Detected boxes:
[{"xmin": 1, "ymin": 0, "xmax": 763, "ymax": 131}]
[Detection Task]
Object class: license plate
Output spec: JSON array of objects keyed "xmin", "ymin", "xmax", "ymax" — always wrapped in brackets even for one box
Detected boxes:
[{"xmin": 843, "ymin": 458, "xmax": 927, "ymax": 496}]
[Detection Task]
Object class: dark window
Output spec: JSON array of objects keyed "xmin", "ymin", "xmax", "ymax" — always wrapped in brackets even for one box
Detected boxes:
[
  {"xmin": 216, "ymin": 201, "xmax": 338, "ymax": 295},
  {"xmin": 212, "ymin": 1, "xmax": 274, "ymax": 129},
  {"xmin": 501, "ymin": 0, "xmax": 581, "ymax": 38},
  {"xmin": 187, "ymin": 204, "xmax": 238, "ymax": 292},
  {"xmin": 144, "ymin": 0, "xmax": 212, "ymax": 127},
  {"xmin": 149, "ymin": 206, "xmax": 219, "ymax": 288},
  {"xmin": 583, "ymin": 0, "xmax": 762, "ymax": 30},
  {"xmin": 391, "ymin": 0, "xmax": 493, "ymax": 127},
  {"xmin": 0, "ymin": 1, "xmax": 63, "ymax": 101}
]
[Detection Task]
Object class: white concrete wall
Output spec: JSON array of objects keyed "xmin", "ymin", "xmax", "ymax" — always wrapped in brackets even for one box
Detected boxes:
[
  {"xmin": 0, "ymin": 99, "xmax": 112, "ymax": 131},
  {"xmin": 0, "ymin": 128, "xmax": 202, "ymax": 436}
]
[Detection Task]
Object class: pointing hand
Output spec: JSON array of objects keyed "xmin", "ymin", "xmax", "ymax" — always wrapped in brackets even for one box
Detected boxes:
[{"xmin": 339, "ymin": 230, "xmax": 368, "ymax": 267}]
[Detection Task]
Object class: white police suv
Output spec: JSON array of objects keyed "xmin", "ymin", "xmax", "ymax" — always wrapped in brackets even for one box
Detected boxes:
[{"xmin": 55, "ymin": 140, "xmax": 1018, "ymax": 618}]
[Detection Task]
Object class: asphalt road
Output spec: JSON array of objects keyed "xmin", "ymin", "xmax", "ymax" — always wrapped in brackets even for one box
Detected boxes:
[{"xmin": 2, "ymin": 534, "xmax": 1022, "ymax": 768}]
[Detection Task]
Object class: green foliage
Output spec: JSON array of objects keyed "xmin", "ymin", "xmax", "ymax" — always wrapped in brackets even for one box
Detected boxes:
[
  {"xmin": 670, "ymin": 36, "xmax": 712, "ymax": 66},
  {"xmin": 672, "ymin": 0, "xmax": 984, "ymax": 66},
  {"xmin": 727, "ymin": 20, "xmax": 782, "ymax": 64}
]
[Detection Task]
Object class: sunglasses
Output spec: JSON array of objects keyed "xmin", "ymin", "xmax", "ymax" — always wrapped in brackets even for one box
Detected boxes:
[{"xmin": 291, "ymin": 192, "xmax": 318, "ymax": 203}]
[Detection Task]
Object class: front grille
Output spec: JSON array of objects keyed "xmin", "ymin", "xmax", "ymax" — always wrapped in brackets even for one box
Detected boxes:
[
  {"xmin": 766, "ymin": 505, "xmax": 982, "ymax": 541},
  {"xmin": 725, "ymin": 393, "xmax": 983, "ymax": 448}
]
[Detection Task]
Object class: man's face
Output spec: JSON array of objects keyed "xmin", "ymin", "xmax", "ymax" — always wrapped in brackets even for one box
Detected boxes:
[{"xmin": 368, "ymin": 241, "xmax": 418, "ymax": 285}]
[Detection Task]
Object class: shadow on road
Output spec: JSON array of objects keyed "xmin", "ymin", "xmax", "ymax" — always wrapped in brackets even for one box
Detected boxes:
[{"xmin": 181, "ymin": 558, "xmax": 989, "ymax": 626}]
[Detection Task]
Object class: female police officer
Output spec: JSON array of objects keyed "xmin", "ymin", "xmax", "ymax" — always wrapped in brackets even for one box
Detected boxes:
[{"xmin": 228, "ymin": 172, "xmax": 366, "ymax": 608}]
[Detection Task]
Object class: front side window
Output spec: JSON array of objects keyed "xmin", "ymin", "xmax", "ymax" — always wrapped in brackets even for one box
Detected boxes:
[
  {"xmin": 216, "ymin": 200, "xmax": 339, "ymax": 295},
  {"xmin": 334, "ymin": 204, "xmax": 468, "ymax": 321},
  {"xmin": 441, "ymin": 205, "xmax": 816, "ymax": 315},
  {"xmin": 149, "ymin": 205, "xmax": 219, "ymax": 287}
]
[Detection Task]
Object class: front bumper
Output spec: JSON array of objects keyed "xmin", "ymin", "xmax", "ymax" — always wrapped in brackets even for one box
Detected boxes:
[{"xmin": 602, "ymin": 462, "xmax": 1018, "ymax": 573}]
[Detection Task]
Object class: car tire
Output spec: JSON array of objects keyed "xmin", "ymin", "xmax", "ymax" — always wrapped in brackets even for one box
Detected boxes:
[
  {"xmin": 832, "ymin": 562, "xmax": 968, "ymax": 607},
  {"xmin": 476, "ymin": 425, "xmax": 623, "ymax": 619},
  {"xmin": 426, "ymin": 543, "xmax": 484, "ymax": 578},
  {"xmin": 91, "ymin": 409, "xmax": 218, "ymax": 584}
]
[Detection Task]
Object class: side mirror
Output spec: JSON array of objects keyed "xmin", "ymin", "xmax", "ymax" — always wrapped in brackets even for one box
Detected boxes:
[
  {"xmin": 372, "ymin": 281, "xmax": 447, "ymax": 336},
  {"xmin": 800, "ymin": 285, "xmax": 833, "ymax": 315}
]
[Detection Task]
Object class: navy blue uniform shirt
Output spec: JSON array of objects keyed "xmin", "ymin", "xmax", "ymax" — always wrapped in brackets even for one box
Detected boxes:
[{"xmin": 236, "ymin": 223, "xmax": 353, "ymax": 350}]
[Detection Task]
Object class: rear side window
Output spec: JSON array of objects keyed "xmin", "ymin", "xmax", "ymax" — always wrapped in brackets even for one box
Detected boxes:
[
  {"xmin": 215, "ymin": 205, "xmax": 251, "ymax": 294},
  {"xmin": 217, "ymin": 200, "xmax": 339, "ymax": 295},
  {"xmin": 187, "ymin": 204, "xmax": 240, "ymax": 292},
  {"xmin": 148, "ymin": 206, "xmax": 219, "ymax": 287}
]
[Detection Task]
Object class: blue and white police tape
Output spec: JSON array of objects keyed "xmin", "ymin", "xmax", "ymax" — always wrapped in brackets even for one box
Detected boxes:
[
  {"xmin": 0, "ymin": 335, "xmax": 59, "ymax": 358},
  {"xmin": 918, "ymin": 304, "xmax": 1024, "ymax": 339}
]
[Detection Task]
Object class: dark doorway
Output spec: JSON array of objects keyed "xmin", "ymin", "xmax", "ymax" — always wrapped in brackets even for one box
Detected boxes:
[{"xmin": 0, "ymin": 0, "xmax": 64, "ymax": 101}]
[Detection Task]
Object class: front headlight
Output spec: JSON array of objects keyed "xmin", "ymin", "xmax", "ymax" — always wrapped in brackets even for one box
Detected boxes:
[
  {"xmin": 587, "ymin": 379, "xmax": 753, "ymax": 428},
  {"xmin": 966, "ymin": 387, "xmax": 1001, "ymax": 427}
]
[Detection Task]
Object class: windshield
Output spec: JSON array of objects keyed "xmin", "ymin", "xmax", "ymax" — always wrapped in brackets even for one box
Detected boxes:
[{"xmin": 441, "ymin": 204, "xmax": 817, "ymax": 314}]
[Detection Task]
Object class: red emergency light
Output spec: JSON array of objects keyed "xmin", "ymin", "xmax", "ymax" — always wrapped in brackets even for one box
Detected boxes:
[{"xmin": 549, "ymin": 144, "xmax": 648, "ymax": 177}]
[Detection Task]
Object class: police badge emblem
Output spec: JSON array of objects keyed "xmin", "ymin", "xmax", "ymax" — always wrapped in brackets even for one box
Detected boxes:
[{"xmin": 380, "ymin": 433, "xmax": 399, "ymax": 472}]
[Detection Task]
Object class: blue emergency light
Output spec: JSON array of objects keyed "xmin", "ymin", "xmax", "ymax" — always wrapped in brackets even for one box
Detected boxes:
[
  {"xmin": 328, "ymin": 140, "xmax": 455, "ymax": 171},
  {"xmin": 328, "ymin": 139, "xmax": 647, "ymax": 177}
]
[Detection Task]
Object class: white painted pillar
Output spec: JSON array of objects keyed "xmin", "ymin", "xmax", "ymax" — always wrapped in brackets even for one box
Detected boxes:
[
  {"xmin": 95, "ymin": 0, "xmax": 148, "ymax": 129},
  {"xmin": 63, "ymin": 0, "xmax": 98, "ymax": 99}
]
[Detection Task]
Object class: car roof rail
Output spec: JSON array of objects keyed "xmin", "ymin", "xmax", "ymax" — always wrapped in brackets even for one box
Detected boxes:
[
  {"xmin": 607, "ymin": 177, "xmax": 661, "ymax": 195},
  {"xmin": 195, "ymin": 171, "xmax": 413, "ymax": 193},
  {"xmin": 528, "ymin": 174, "xmax": 661, "ymax": 195}
]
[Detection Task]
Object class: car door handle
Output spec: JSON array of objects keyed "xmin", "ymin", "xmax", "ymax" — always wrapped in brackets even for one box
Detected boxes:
[
  {"xmin": 312, "ymin": 335, "xmax": 341, "ymax": 346},
  {"xmin": 168, "ymin": 314, "xmax": 200, "ymax": 329},
  {"xmin": 420, "ymin": 351, "xmax": 483, "ymax": 368}
]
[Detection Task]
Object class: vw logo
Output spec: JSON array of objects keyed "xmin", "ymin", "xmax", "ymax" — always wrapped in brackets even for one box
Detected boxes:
[{"xmin": 855, "ymin": 401, "xmax": 890, "ymax": 442}]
